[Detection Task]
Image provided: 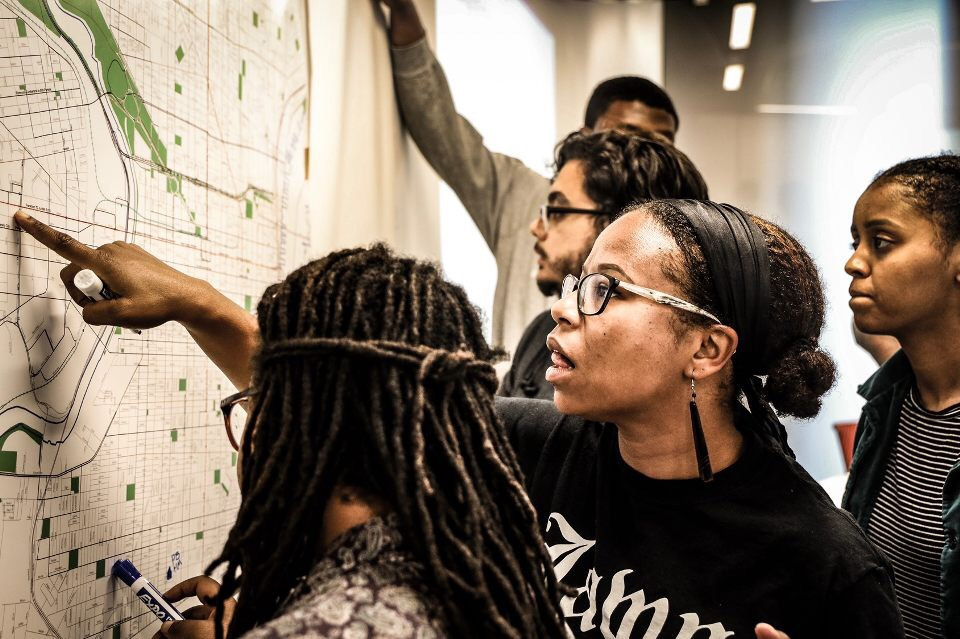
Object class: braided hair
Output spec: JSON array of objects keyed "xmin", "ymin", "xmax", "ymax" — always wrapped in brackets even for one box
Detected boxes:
[{"xmin": 206, "ymin": 244, "xmax": 567, "ymax": 638}]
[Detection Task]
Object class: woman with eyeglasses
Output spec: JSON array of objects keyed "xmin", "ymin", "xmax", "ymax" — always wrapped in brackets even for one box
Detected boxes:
[
  {"xmin": 14, "ymin": 202, "xmax": 901, "ymax": 638},
  {"xmin": 496, "ymin": 199, "xmax": 903, "ymax": 638}
]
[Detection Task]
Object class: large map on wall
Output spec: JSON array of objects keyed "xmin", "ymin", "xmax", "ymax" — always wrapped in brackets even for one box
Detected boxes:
[{"xmin": 0, "ymin": 1, "xmax": 310, "ymax": 636}]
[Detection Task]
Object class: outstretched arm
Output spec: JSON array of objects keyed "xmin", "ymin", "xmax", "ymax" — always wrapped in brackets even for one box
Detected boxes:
[
  {"xmin": 14, "ymin": 211, "xmax": 258, "ymax": 389},
  {"xmin": 380, "ymin": 0, "xmax": 548, "ymax": 251}
]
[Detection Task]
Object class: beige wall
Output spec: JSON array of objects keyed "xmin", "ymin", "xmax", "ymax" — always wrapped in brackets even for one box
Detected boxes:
[
  {"xmin": 527, "ymin": 0, "xmax": 664, "ymax": 137},
  {"xmin": 308, "ymin": 0, "xmax": 440, "ymax": 261}
]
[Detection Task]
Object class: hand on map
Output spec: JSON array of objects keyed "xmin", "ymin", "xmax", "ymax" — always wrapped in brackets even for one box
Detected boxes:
[
  {"xmin": 151, "ymin": 576, "xmax": 234, "ymax": 639},
  {"xmin": 14, "ymin": 210, "xmax": 260, "ymax": 389},
  {"xmin": 13, "ymin": 211, "xmax": 211, "ymax": 330},
  {"xmin": 755, "ymin": 623, "xmax": 790, "ymax": 639}
]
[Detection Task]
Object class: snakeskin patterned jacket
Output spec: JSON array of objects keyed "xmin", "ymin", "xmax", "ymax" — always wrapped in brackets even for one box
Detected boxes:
[{"xmin": 242, "ymin": 515, "xmax": 447, "ymax": 639}]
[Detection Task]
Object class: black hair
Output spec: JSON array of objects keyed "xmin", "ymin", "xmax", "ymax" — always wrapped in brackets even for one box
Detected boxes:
[
  {"xmin": 554, "ymin": 127, "xmax": 708, "ymax": 232},
  {"xmin": 206, "ymin": 244, "xmax": 567, "ymax": 638},
  {"xmin": 627, "ymin": 201, "xmax": 835, "ymax": 419},
  {"xmin": 869, "ymin": 153, "xmax": 960, "ymax": 246},
  {"xmin": 584, "ymin": 76, "xmax": 679, "ymax": 132}
]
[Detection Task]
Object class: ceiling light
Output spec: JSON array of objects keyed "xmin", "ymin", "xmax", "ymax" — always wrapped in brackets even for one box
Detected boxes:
[
  {"xmin": 729, "ymin": 3, "xmax": 756, "ymax": 50},
  {"xmin": 756, "ymin": 104, "xmax": 857, "ymax": 116},
  {"xmin": 723, "ymin": 64, "xmax": 744, "ymax": 91}
]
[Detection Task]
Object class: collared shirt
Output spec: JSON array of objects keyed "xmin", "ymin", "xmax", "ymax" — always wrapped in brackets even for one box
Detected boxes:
[
  {"xmin": 868, "ymin": 388, "xmax": 960, "ymax": 638},
  {"xmin": 242, "ymin": 515, "xmax": 447, "ymax": 639},
  {"xmin": 844, "ymin": 350, "xmax": 960, "ymax": 638},
  {"xmin": 498, "ymin": 310, "xmax": 556, "ymax": 400}
]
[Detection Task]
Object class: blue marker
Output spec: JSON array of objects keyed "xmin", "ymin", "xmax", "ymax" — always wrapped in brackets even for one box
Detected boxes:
[{"xmin": 112, "ymin": 559, "xmax": 184, "ymax": 623}]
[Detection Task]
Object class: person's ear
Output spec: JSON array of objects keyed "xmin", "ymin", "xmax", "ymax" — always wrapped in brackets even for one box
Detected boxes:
[
  {"xmin": 687, "ymin": 325, "xmax": 738, "ymax": 380},
  {"xmin": 579, "ymin": 126, "xmax": 592, "ymax": 135}
]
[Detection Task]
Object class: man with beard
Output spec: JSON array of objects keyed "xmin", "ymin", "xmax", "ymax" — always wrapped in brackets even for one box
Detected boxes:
[
  {"xmin": 499, "ymin": 128, "xmax": 709, "ymax": 399},
  {"xmin": 382, "ymin": 0, "xmax": 680, "ymax": 352}
]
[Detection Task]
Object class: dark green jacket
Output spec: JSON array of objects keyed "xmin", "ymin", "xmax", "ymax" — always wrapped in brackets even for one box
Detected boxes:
[{"xmin": 842, "ymin": 350, "xmax": 960, "ymax": 636}]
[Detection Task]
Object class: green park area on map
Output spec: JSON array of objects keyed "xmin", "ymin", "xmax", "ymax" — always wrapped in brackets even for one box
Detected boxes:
[
  {"xmin": 18, "ymin": 0, "xmax": 167, "ymax": 166},
  {"xmin": 0, "ymin": 423, "xmax": 43, "ymax": 472}
]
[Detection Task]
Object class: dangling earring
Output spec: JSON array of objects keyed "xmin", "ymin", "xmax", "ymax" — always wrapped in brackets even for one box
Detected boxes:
[{"xmin": 689, "ymin": 377, "xmax": 714, "ymax": 482}]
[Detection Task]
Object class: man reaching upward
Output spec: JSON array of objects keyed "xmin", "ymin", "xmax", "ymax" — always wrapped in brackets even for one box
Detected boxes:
[{"xmin": 382, "ymin": 0, "xmax": 680, "ymax": 350}]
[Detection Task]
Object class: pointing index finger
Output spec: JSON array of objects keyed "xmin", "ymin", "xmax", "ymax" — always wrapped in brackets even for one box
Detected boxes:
[{"xmin": 14, "ymin": 211, "xmax": 98, "ymax": 267}]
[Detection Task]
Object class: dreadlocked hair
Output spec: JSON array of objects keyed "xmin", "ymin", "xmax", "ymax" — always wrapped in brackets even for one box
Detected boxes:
[{"xmin": 205, "ymin": 243, "xmax": 567, "ymax": 639}]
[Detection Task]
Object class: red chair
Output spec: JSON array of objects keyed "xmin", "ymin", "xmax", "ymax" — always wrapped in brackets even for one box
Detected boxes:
[{"xmin": 834, "ymin": 421, "xmax": 858, "ymax": 471}]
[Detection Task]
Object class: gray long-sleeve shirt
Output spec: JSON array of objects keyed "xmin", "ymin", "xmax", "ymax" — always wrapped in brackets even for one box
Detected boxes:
[{"xmin": 391, "ymin": 38, "xmax": 550, "ymax": 352}]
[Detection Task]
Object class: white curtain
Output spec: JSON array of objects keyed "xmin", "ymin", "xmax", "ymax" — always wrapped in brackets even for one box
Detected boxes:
[{"xmin": 307, "ymin": 0, "xmax": 440, "ymax": 261}]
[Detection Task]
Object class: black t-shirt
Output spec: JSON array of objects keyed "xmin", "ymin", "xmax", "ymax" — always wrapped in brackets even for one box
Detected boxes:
[
  {"xmin": 497, "ymin": 398, "xmax": 904, "ymax": 639},
  {"xmin": 498, "ymin": 310, "xmax": 555, "ymax": 400}
]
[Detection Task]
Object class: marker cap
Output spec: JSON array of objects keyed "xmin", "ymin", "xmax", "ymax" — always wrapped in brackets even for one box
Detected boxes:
[
  {"xmin": 112, "ymin": 559, "xmax": 141, "ymax": 587},
  {"xmin": 73, "ymin": 269, "xmax": 101, "ymax": 294}
]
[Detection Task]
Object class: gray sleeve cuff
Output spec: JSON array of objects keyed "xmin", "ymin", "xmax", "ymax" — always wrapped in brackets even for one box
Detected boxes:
[{"xmin": 391, "ymin": 36, "xmax": 434, "ymax": 77}]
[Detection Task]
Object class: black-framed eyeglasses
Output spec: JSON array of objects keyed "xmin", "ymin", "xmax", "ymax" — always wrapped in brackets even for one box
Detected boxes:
[
  {"xmin": 561, "ymin": 273, "xmax": 721, "ymax": 322},
  {"xmin": 538, "ymin": 204, "xmax": 612, "ymax": 231},
  {"xmin": 220, "ymin": 388, "xmax": 256, "ymax": 451}
]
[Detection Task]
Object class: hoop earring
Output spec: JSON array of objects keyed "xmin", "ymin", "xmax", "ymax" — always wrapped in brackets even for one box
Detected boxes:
[{"xmin": 689, "ymin": 377, "xmax": 714, "ymax": 482}]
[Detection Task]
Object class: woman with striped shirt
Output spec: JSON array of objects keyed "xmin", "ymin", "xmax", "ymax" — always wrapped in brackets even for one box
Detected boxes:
[{"xmin": 843, "ymin": 154, "xmax": 960, "ymax": 638}]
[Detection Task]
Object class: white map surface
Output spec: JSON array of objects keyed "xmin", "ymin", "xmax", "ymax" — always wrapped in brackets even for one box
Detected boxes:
[{"xmin": 0, "ymin": 1, "xmax": 310, "ymax": 636}]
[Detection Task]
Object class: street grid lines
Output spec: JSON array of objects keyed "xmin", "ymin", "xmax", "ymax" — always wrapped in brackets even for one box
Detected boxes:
[{"xmin": 0, "ymin": 1, "xmax": 310, "ymax": 637}]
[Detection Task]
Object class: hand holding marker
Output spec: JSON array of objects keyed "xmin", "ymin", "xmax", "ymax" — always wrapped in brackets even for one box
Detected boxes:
[
  {"xmin": 16, "ymin": 212, "xmax": 256, "ymax": 390},
  {"xmin": 113, "ymin": 559, "xmax": 184, "ymax": 622},
  {"xmin": 74, "ymin": 269, "xmax": 142, "ymax": 334},
  {"xmin": 15, "ymin": 211, "xmax": 209, "ymax": 335},
  {"xmin": 73, "ymin": 269, "xmax": 115, "ymax": 302}
]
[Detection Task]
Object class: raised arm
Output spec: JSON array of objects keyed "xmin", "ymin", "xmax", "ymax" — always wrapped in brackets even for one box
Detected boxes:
[
  {"xmin": 13, "ymin": 211, "xmax": 258, "ymax": 389},
  {"xmin": 380, "ymin": 0, "xmax": 548, "ymax": 250},
  {"xmin": 384, "ymin": 0, "xmax": 425, "ymax": 47}
]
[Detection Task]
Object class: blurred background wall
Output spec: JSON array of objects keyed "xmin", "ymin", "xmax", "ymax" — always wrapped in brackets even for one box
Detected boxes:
[
  {"xmin": 664, "ymin": 0, "xmax": 957, "ymax": 479},
  {"xmin": 308, "ymin": 0, "xmax": 440, "ymax": 260}
]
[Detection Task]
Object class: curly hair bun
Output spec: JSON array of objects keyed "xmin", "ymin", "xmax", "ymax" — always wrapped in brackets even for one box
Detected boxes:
[{"xmin": 762, "ymin": 338, "xmax": 837, "ymax": 419}]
